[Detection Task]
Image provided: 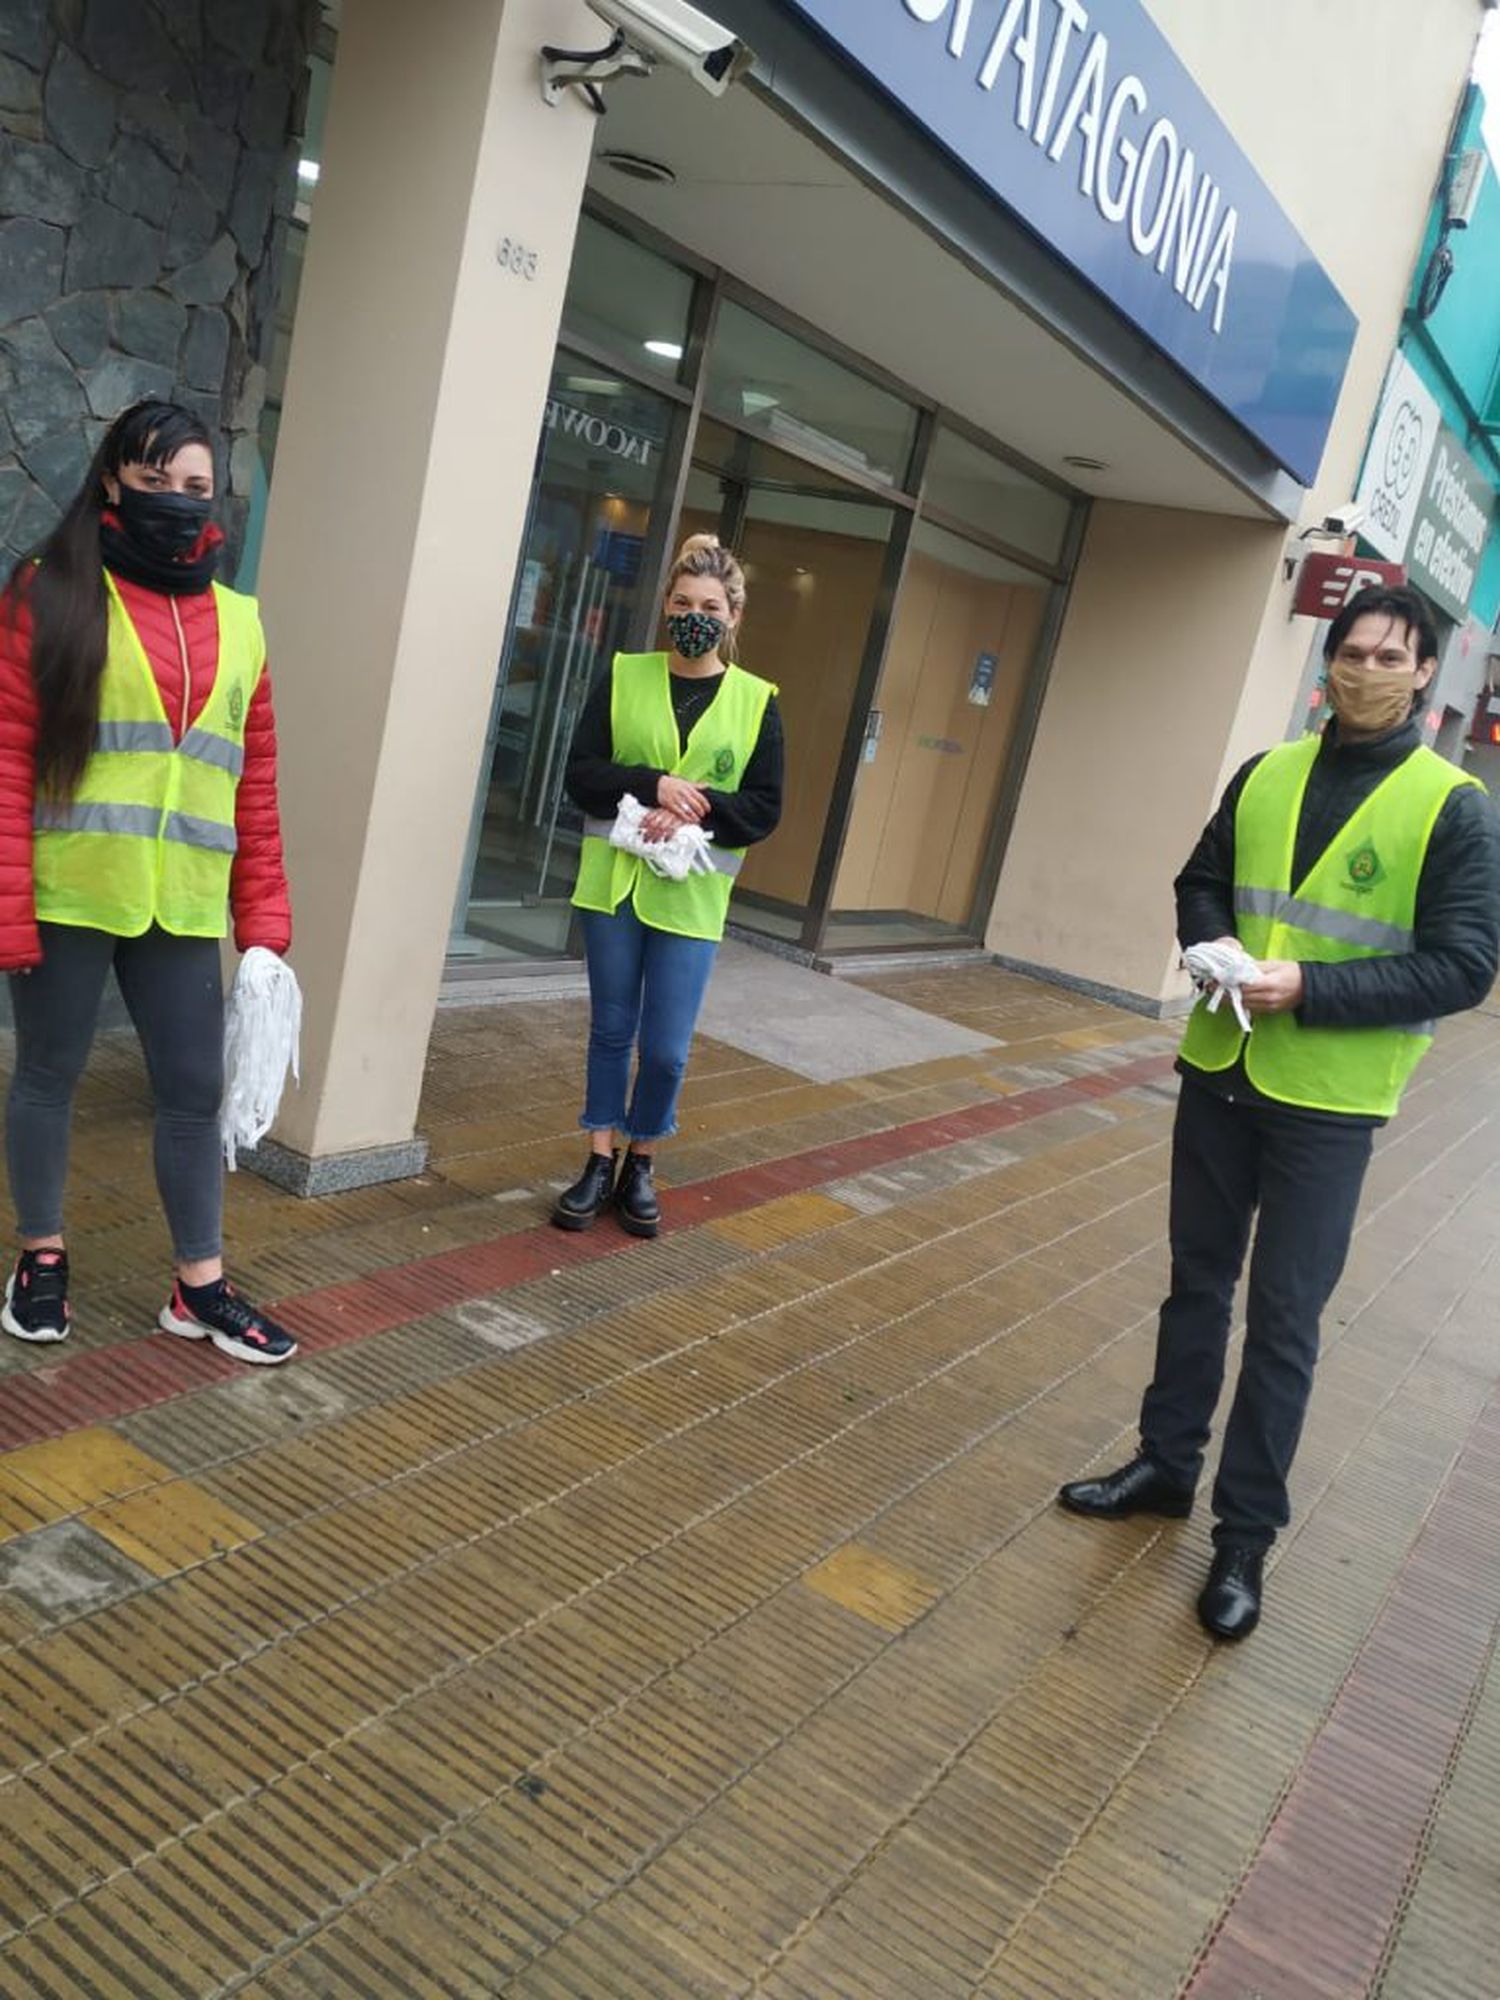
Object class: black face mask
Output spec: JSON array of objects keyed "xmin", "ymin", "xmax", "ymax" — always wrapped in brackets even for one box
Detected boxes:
[{"xmin": 114, "ymin": 485, "xmax": 213, "ymax": 561}]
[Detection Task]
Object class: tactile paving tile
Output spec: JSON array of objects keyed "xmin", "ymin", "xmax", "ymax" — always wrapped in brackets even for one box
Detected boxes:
[{"xmin": 0, "ymin": 981, "xmax": 1497, "ymax": 1998}]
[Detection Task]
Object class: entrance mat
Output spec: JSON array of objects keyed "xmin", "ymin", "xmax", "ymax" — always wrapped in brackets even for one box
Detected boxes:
[{"xmin": 698, "ymin": 941, "xmax": 996, "ymax": 1081}]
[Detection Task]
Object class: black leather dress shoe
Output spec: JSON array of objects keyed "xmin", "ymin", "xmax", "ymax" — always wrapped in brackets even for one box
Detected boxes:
[
  {"xmin": 614, "ymin": 1150, "xmax": 660, "ymax": 1238},
  {"xmin": 1057, "ymin": 1454, "xmax": 1195, "ymax": 1520},
  {"xmin": 551, "ymin": 1151, "xmax": 617, "ymax": 1231},
  {"xmin": 1197, "ymin": 1547, "xmax": 1265, "ymax": 1640}
]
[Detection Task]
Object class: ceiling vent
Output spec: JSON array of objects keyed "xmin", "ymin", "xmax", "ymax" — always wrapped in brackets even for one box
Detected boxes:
[{"xmin": 598, "ymin": 150, "xmax": 678, "ymax": 185}]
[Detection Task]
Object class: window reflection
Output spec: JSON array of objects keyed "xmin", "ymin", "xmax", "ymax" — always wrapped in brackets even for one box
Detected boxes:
[
  {"xmin": 561, "ymin": 214, "xmax": 696, "ymax": 382},
  {"xmin": 452, "ymin": 357, "xmax": 677, "ymax": 962},
  {"xmin": 922, "ymin": 428, "xmax": 1073, "ymax": 566},
  {"xmin": 705, "ymin": 301, "xmax": 919, "ymax": 489}
]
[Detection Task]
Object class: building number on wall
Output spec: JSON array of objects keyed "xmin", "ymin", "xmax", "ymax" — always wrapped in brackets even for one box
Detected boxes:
[{"xmin": 498, "ymin": 236, "xmax": 539, "ymax": 280}]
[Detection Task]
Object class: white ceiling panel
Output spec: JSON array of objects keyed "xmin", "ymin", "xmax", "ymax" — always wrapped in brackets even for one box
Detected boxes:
[{"xmin": 586, "ymin": 70, "xmax": 1278, "ymax": 521}]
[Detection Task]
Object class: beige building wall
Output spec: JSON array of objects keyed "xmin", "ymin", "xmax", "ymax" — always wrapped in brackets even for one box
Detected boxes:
[
  {"xmin": 988, "ymin": 504, "xmax": 1286, "ymax": 1000},
  {"xmin": 989, "ymin": 0, "xmax": 1488, "ymax": 1004},
  {"xmin": 254, "ymin": 0, "xmax": 599, "ymax": 1177}
]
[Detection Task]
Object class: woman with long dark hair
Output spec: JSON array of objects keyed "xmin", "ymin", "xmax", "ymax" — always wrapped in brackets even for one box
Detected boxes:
[{"xmin": 0, "ymin": 399, "xmax": 298, "ymax": 1363}]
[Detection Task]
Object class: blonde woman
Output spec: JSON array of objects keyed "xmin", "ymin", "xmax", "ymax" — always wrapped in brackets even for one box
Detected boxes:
[{"xmin": 554, "ymin": 535, "xmax": 783, "ymax": 1236}]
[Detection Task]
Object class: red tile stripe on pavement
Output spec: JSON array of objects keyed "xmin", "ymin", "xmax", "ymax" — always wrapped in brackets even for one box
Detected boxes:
[
  {"xmin": 1184, "ymin": 1388, "xmax": 1500, "ymax": 1999},
  {"xmin": 0, "ymin": 1052, "xmax": 1174, "ymax": 1451}
]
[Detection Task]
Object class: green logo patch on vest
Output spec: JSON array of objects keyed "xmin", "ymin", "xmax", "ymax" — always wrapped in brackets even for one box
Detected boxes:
[
  {"xmin": 1344, "ymin": 841, "xmax": 1386, "ymax": 894},
  {"xmin": 227, "ymin": 681, "xmax": 245, "ymax": 727},
  {"xmin": 712, "ymin": 747, "xmax": 735, "ymax": 778}
]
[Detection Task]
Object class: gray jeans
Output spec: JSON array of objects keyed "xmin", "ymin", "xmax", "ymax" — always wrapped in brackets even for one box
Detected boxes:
[{"xmin": 7, "ymin": 923, "xmax": 225, "ymax": 1262}]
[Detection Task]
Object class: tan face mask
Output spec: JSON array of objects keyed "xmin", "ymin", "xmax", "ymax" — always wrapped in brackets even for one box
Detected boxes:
[{"xmin": 1327, "ymin": 659, "xmax": 1417, "ymax": 736}]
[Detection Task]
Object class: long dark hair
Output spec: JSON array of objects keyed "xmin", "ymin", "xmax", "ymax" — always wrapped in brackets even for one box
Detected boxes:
[{"xmin": 4, "ymin": 401, "xmax": 213, "ymax": 800}]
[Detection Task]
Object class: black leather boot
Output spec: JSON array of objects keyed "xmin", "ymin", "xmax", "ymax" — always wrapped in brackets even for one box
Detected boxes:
[
  {"xmin": 551, "ymin": 1150, "xmax": 617, "ymax": 1231},
  {"xmin": 1058, "ymin": 1454, "xmax": 1195, "ymax": 1520},
  {"xmin": 614, "ymin": 1150, "xmax": 660, "ymax": 1238},
  {"xmin": 1197, "ymin": 1546, "xmax": 1265, "ymax": 1640}
]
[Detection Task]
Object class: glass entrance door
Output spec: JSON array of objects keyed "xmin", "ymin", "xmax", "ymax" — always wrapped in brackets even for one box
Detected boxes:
[
  {"xmin": 828, "ymin": 520, "xmax": 1052, "ymax": 947},
  {"xmin": 452, "ymin": 354, "xmax": 678, "ymax": 960},
  {"xmin": 680, "ymin": 421, "xmax": 899, "ymax": 948}
]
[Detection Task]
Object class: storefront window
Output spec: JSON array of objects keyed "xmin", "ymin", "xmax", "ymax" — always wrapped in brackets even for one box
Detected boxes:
[
  {"xmin": 561, "ymin": 213, "xmax": 697, "ymax": 382},
  {"xmin": 704, "ymin": 300, "xmax": 919, "ymax": 489},
  {"xmin": 446, "ymin": 217, "xmax": 1081, "ymax": 970},
  {"xmin": 922, "ymin": 426, "xmax": 1073, "ymax": 567},
  {"xmin": 451, "ymin": 354, "xmax": 680, "ymax": 962}
]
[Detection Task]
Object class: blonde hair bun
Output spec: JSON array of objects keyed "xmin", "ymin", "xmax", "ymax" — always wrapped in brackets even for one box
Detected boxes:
[{"xmin": 675, "ymin": 532, "xmax": 722, "ymax": 562}]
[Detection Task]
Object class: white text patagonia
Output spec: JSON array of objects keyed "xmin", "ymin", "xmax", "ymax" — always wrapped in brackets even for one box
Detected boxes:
[{"xmin": 901, "ymin": 0, "xmax": 1239, "ymax": 334}]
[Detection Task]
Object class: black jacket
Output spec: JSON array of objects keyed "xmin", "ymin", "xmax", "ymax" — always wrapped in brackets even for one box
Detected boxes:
[
  {"xmin": 1176, "ymin": 718, "xmax": 1500, "ymax": 1118},
  {"xmin": 564, "ymin": 664, "xmax": 783, "ymax": 849}
]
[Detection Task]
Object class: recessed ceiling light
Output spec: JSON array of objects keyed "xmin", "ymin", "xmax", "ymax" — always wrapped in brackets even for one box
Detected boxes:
[
  {"xmin": 644, "ymin": 340, "xmax": 684, "ymax": 360},
  {"xmin": 1063, "ymin": 454, "xmax": 1109, "ymax": 472},
  {"xmin": 599, "ymin": 151, "xmax": 677, "ymax": 185}
]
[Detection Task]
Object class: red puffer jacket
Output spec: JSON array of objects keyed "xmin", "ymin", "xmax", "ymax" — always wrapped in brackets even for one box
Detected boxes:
[{"xmin": 0, "ymin": 558, "xmax": 292, "ymax": 971}]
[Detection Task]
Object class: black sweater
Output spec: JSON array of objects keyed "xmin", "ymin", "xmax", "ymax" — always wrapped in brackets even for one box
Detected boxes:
[
  {"xmin": 1175, "ymin": 717, "xmax": 1500, "ymax": 1118},
  {"xmin": 564, "ymin": 664, "xmax": 784, "ymax": 848}
]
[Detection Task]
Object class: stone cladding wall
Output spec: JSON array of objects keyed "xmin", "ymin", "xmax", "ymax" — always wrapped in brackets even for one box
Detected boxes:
[{"xmin": 1, "ymin": 0, "xmax": 317, "ymax": 571}]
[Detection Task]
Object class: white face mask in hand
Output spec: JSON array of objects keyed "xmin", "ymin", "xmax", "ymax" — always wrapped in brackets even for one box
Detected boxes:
[
  {"xmin": 1184, "ymin": 940, "xmax": 1262, "ymax": 1033},
  {"xmin": 609, "ymin": 795, "xmax": 717, "ymax": 880}
]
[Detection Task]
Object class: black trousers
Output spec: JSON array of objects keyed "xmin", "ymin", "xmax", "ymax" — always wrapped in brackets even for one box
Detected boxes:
[
  {"xmin": 1139, "ymin": 1077, "xmax": 1374, "ymax": 1551},
  {"xmin": 7, "ymin": 923, "xmax": 225, "ymax": 1262}
]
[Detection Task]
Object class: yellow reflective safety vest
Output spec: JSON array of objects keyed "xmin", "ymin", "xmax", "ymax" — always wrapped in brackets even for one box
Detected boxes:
[
  {"xmin": 1179, "ymin": 733, "xmax": 1483, "ymax": 1117},
  {"xmin": 572, "ymin": 651, "xmax": 777, "ymax": 942},
  {"xmin": 33, "ymin": 572, "xmax": 264, "ymax": 938}
]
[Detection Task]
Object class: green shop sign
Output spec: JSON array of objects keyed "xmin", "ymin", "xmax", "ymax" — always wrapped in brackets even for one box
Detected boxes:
[{"xmin": 1404, "ymin": 427, "xmax": 1496, "ymax": 623}]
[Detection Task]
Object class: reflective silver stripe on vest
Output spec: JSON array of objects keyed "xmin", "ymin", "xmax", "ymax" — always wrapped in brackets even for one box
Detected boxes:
[
  {"xmin": 178, "ymin": 726, "xmax": 245, "ymax": 776},
  {"xmin": 34, "ymin": 801, "xmax": 237, "ymax": 854},
  {"xmin": 94, "ymin": 721, "xmax": 176, "ymax": 754},
  {"xmin": 583, "ymin": 816, "xmax": 742, "ymax": 878},
  {"xmin": 165, "ymin": 810, "xmax": 237, "ymax": 854},
  {"xmin": 1234, "ymin": 886, "xmax": 1414, "ymax": 954},
  {"xmin": 34, "ymin": 801, "xmax": 161, "ymax": 838}
]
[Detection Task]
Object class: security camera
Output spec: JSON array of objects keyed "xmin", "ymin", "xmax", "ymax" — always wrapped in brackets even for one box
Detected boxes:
[
  {"xmin": 541, "ymin": 1, "xmax": 753, "ymax": 110},
  {"xmin": 1319, "ymin": 504, "xmax": 1367, "ymax": 537},
  {"xmin": 586, "ymin": 1, "xmax": 753, "ymax": 92}
]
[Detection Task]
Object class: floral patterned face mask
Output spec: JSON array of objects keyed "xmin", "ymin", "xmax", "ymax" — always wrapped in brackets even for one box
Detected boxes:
[{"xmin": 667, "ymin": 611, "xmax": 727, "ymax": 660}]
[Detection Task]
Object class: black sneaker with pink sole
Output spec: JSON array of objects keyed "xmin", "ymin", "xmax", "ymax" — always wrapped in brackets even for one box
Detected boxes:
[
  {"xmin": 159, "ymin": 1280, "xmax": 297, "ymax": 1366},
  {"xmin": 2, "ymin": 1248, "xmax": 72, "ymax": 1344}
]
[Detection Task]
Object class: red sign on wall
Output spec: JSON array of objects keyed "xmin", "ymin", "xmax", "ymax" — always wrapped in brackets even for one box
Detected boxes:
[{"xmin": 1292, "ymin": 552, "xmax": 1407, "ymax": 619}]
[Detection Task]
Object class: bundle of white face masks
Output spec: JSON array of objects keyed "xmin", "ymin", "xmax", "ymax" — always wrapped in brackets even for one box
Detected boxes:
[
  {"xmin": 1183, "ymin": 939, "xmax": 1263, "ymax": 1034},
  {"xmin": 609, "ymin": 793, "xmax": 718, "ymax": 881},
  {"xmin": 221, "ymin": 947, "xmax": 302, "ymax": 1169}
]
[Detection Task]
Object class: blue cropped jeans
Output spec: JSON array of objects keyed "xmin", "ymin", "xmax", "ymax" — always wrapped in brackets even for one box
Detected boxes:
[{"xmin": 578, "ymin": 902, "xmax": 718, "ymax": 1144}]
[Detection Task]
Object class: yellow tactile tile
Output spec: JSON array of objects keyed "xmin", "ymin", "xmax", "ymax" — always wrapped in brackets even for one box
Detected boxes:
[
  {"xmin": 0, "ymin": 1426, "xmax": 172, "ymax": 1515},
  {"xmin": 83, "ymin": 1479, "xmax": 263, "ymax": 1577},
  {"xmin": 709, "ymin": 1191, "xmax": 855, "ymax": 1251},
  {"xmin": 0, "ymin": 1463, "xmax": 68, "ymax": 1543},
  {"xmin": 803, "ymin": 1542, "xmax": 941, "ymax": 1633}
]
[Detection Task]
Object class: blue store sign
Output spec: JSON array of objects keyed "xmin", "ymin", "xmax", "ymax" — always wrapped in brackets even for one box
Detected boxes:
[{"xmin": 780, "ymin": 0, "xmax": 1357, "ymax": 486}]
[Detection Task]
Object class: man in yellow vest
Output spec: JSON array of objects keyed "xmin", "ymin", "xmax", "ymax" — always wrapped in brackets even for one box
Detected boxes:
[{"xmin": 1059, "ymin": 585, "xmax": 1500, "ymax": 1639}]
